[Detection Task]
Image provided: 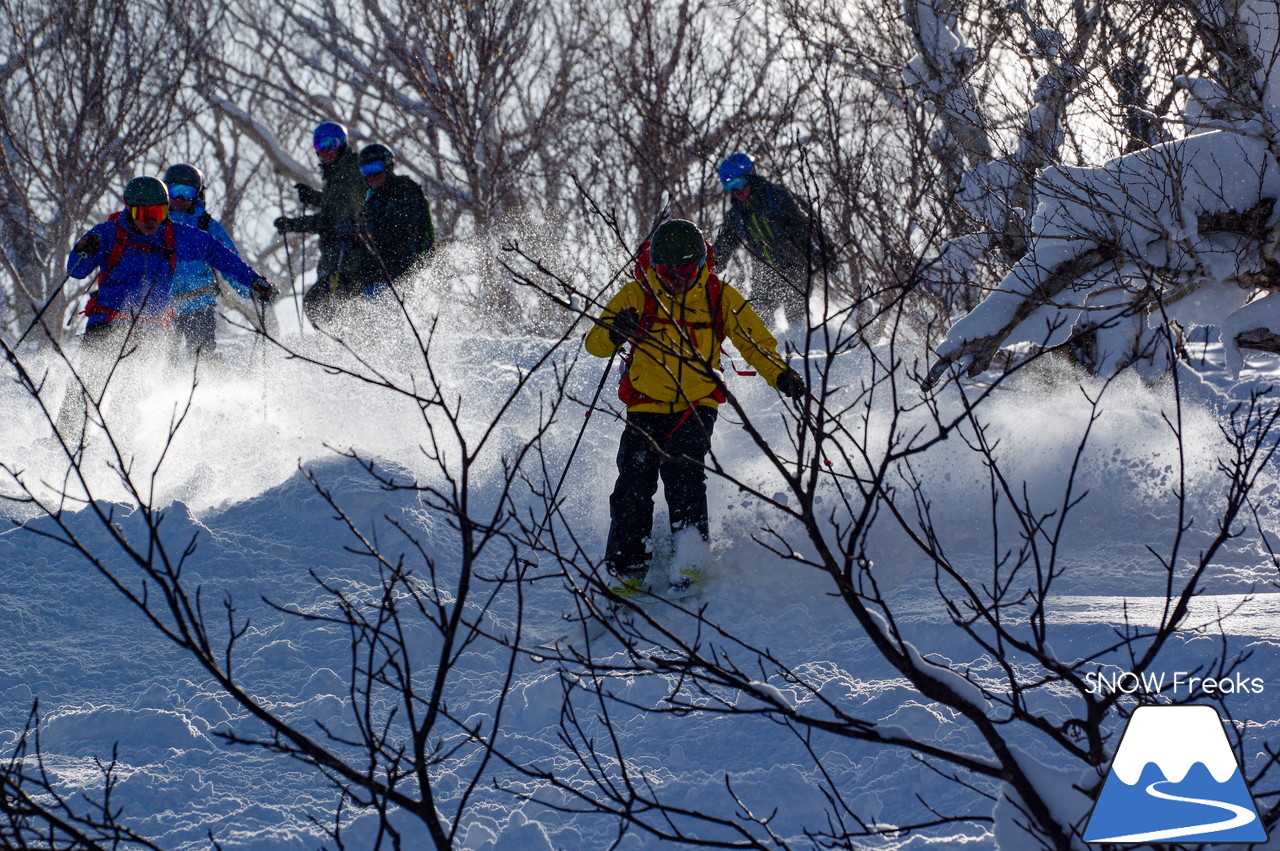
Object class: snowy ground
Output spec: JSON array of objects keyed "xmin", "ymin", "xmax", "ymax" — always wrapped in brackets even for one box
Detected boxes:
[{"xmin": 2, "ymin": 317, "xmax": 1279, "ymax": 849}]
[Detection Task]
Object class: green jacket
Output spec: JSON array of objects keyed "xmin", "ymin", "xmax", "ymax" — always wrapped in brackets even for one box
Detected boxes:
[{"xmin": 292, "ymin": 147, "xmax": 369, "ymax": 282}]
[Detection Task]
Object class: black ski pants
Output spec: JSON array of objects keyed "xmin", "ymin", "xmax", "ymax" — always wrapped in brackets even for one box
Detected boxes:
[
  {"xmin": 751, "ymin": 260, "xmax": 808, "ymax": 330},
  {"xmin": 176, "ymin": 305, "xmax": 217, "ymax": 356},
  {"xmin": 303, "ymin": 270, "xmax": 366, "ymax": 332},
  {"xmin": 604, "ymin": 406, "xmax": 717, "ymax": 575}
]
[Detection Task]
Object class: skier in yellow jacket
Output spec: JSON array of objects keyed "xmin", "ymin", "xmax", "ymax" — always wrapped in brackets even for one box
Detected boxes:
[{"xmin": 586, "ymin": 218, "xmax": 804, "ymax": 590}]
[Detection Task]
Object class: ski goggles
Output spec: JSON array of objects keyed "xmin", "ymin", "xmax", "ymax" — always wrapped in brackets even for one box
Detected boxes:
[
  {"xmin": 130, "ymin": 204, "xmax": 169, "ymax": 224},
  {"xmin": 722, "ymin": 176, "xmax": 747, "ymax": 192},
  {"xmin": 654, "ymin": 261, "xmax": 702, "ymax": 291},
  {"xmin": 360, "ymin": 160, "xmax": 387, "ymax": 177},
  {"xmin": 314, "ymin": 136, "xmax": 344, "ymax": 152},
  {"xmin": 168, "ymin": 184, "xmax": 198, "ymax": 201}
]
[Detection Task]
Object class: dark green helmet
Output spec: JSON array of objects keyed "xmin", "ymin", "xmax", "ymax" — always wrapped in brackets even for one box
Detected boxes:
[
  {"xmin": 163, "ymin": 163, "xmax": 203, "ymax": 192},
  {"xmin": 358, "ymin": 143, "xmax": 395, "ymax": 171},
  {"xmin": 123, "ymin": 176, "xmax": 169, "ymax": 207},
  {"xmin": 650, "ymin": 219, "xmax": 706, "ymax": 265}
]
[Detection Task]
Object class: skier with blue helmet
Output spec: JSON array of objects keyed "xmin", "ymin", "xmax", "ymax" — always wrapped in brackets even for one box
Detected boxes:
[
  {"xmin": 712, "ymin": 152, "xmax": 831, "ymax": 330},
  {"xmin": 273, "ymin": 121, "xmax": 371, "ymax": 332},
  {"xmin": 163, "ymin": 163, "xmax": 262, "ymax": 355}
]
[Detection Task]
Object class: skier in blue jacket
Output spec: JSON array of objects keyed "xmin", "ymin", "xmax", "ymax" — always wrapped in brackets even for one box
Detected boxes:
[
  {"xmin": 162, "ymin": 163, "xmax": 259, "ymax": 355},
  {"xmin": 56, "ymin": 175, "xmax": 276, "ymax": 443}
]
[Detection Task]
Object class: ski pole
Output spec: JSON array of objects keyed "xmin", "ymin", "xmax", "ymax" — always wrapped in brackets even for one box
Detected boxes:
[
  {"xmin": 295, "ymin": 192, "xmax": 310, "ymax": 332},
  {"xmin": 280, "ymin": 229, "xmax": 306, "ymax": 332},
  {"xmin": 282, "ymin": 229, "xmax": 295, "ymax": 288},
  {"xmin": 520, "ymin": 347, "xmax": 618, "ymax": 569},
  {"xmin": 255, "ymin": 293, "xmax": 269, "ymax": 419},
  {"xmin": 16, "ymin": 262, "xmax": 82, "ymax": 347}
]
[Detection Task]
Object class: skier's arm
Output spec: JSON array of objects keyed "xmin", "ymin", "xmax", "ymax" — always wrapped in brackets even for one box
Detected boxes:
[
  {"xmin": 203, "ymin": 231, "xmax": 261, "ymax": 293},
  {"xmin": 289, "ymin": 213, "xmax": 324, "ymax": 234},
  {"xmin": 771, "ymin": 184, "xmax": 830, "ymax": 263},
  {"xmin": 585, "ymin": 282, "xmax": 644, "ymax": 358},
  {"xmin": 208, "ymin": 220, "xmax": 253, "ymax": 299},
  {"xmin": 392, "ymin": 185, "xmax": 431, "ymax": 269},
  {"xmin": 210, "ymin": 220, "xmax": 239, "ymax": 256},
  {"xmin": 721, "ymin": 284, "xmax": 788, "ymax": 386},
  {"xmin": 711, "ymin": 212, "xmax": 743, "ymax": 269},
  {"xmin": 404, "ymin": 185, "xmax": 432, "ymax": 258}
]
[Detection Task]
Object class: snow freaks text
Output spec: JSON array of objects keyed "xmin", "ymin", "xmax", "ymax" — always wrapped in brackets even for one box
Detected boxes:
[{"xmin": 1086, "ymin": 670, "xmax": 1266, "ymax": 696}]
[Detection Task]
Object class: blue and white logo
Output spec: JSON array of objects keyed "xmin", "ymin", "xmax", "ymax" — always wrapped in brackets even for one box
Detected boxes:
[{"xmin": 1084, "ymin": 705, "xmax": 1268, "ymax": 844}]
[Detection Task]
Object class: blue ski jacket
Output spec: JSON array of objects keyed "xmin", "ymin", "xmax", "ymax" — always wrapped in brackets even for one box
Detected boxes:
[
  {"xmin": 167, "ymin": 201, "xmax": 249, "ymax": 315},
  {"xmin": 68, "ymin": 212, "xmax": 260, "ymax": 331}
]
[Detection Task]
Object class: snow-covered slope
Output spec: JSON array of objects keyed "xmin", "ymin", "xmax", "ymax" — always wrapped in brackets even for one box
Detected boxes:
[{"xmin": 2, "ymin": 325, "xmax": 1279, "ymax": 849}]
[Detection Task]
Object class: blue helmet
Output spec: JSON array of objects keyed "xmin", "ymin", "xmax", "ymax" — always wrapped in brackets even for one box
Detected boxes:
[
  {"xmin": 718, "ymin": 152, "xmax": 755, "ymax": 185},
  {"xmin": 313, "ymin": 121, "xmax": 348, "ymax": 151}
]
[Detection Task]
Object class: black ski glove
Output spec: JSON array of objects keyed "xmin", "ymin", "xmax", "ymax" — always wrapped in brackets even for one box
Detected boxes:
[
  {"xmin": 273, "ymin": 216, "xmax": 295, "ymax": 234},
  {"xmin": 295, "ymin": 183, "xmax": 322, "ymax": 207},
  {"xmin": 250, "ymin": 276, "xmax": 277, "ymax": 304},
  {"xmin": 776, "ymin": 368, "xmax": 805, "ymax": 399},
  {"xmin": 608, "ymin": 306, "xmax": 644, "ymax": 346},
  {"xmin": 74, "ymin": 233, "xmax": 100, "ymax": 256}
]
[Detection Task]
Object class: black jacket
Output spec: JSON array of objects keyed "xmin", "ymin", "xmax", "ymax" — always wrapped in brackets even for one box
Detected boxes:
[
  {"xmin": 292, "ymin": 147, "xmax": 370, "ymax": 282},
  {"xmin": 363, "ymin": 173, "xmax": 434, "ymax": 283},
  {"xmin": 712, "ymin": 175, "xmax": 829, "ymax": 279}
]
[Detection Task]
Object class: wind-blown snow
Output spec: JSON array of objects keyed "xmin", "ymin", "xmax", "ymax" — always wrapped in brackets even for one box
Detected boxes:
[{"xmin": 2, "ymin": 317, "xmax": 1280, "ymax": 849}]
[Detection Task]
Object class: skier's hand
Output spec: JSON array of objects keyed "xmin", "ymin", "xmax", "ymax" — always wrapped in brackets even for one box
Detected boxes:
[
  {"xmin": 250, "ymin": 276, "xmax": 277, "ymax": 304},
  {"xmin": 776, "ymin": 368, "xmax": 805, "ymax": 399},
  {"xmin": 73, "ymin": 233, "xmax": 100, "ymax": 256},
  {"xmin": 295, "ymin": 183, "xmax": 322, "ymax": 207},
  {"xmin": 363, "ymin": 281, "xmax": 388, "ymax": 300},
  {"xmin": 608, "ymin": 306, "xmax": 644, "ymax": 346},
  {"xmin": 273, "ymin": 216, "xmax": 295, "ymax": 234}
]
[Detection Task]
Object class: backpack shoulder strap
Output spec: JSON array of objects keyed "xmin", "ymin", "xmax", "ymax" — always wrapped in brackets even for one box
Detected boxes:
[
  {"xmin": 706, "ymin": 271, "xmax": 725, "ymax": 344},
  {"xmin": 162, "ymin": 219, "xmax": 176, "ymax": 273},
  {"xmin": 98, "ymin": 215, "xmax": 130, "ymax": 286},
  {"xmin": 633, "ymin": 240, "xmax": 660, "ymax": 331},
  {"xmin": 97, "ymin": 215, "xmax": 177, "ymax": 285}
]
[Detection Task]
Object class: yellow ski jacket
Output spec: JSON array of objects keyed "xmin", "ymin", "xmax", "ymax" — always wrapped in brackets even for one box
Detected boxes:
[{"xmin": 585, "ymin": 265, "xmax": 789, "ymax": 414}]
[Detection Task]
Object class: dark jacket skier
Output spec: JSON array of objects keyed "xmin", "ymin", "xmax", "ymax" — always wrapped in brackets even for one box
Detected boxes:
[
  {"xmin": 711, "ymin": 152, "xmax": 831, "ymax": 330},
  {"xmin": 357, "ymin": 143, "xmax": 434, "ymax": 297},
  {"xmin": 586, "ymin": 218, "xmax": 804, "ymax": 592},
  {"xmin": 274, "ymin": 121, "xmax": 370, "ymax": 330}
]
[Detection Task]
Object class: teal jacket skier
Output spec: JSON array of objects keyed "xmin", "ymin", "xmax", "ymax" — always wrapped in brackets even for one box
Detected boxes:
[{"xmin": 163, "ymin": 163, "xmax": 258, "ymax": 354}]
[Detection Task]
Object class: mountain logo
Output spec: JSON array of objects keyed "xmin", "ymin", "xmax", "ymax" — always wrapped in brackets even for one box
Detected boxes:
[{"xmin": 1084, "ymin": 705, "xmax": 1268, "ymax": 844}]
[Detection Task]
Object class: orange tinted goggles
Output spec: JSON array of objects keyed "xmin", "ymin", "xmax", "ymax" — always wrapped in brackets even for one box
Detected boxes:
[{"xmin": 130, "ymin": 204, "xmax": 169, "ymax": 223}]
